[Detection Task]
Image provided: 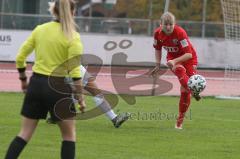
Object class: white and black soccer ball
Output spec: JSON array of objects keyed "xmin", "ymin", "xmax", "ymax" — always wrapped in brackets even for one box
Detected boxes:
[{"xmin": 187, "ymin": 74, "xmax": 207, "ymax": 93}]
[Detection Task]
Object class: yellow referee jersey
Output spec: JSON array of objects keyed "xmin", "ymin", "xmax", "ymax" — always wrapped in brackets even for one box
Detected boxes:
[{"xmin": 16, "ymin": 21, "xmax": 83, "ymax": 78}]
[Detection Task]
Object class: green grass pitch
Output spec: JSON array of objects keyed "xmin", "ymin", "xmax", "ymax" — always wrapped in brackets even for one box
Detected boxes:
[{"xmin": 0, "ymin": 92, "xmax": 240, "ymax": 159}]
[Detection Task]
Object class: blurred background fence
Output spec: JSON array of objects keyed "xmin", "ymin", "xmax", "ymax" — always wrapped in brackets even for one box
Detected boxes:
[{"xmin": 0, "ymin": 12, "xmax": 225, "ymax": 38}]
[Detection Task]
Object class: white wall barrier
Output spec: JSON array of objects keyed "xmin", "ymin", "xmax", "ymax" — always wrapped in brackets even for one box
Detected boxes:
[{"xmin": 1, "ymin": 29, "xmax": 239, "ymax": 68}]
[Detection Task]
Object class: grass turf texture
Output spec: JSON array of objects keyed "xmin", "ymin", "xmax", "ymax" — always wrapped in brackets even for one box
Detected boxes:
[{"xmin": 0, "ymin": 92, "xmax": 240, "ymax": 159}]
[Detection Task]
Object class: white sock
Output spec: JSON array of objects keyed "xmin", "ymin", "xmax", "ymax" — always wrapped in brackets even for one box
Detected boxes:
[
  {"xmin": 94, "ymin": 94, "xmax": 117, "ymax": 120},
  {"xmin": 105, "ymin": 109, "xmax": 117, "ymax": 120}
]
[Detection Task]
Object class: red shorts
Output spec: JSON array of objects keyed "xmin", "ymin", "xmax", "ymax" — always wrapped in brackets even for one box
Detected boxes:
[{"xmin": 169, "ymin": 62, "xmax": 197, "ymax": 77}]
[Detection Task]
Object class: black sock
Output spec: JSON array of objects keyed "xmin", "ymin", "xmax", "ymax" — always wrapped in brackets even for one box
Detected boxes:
[
  {"xmin": 61, "ymin": 140, "xmax": 75, "ymax": 159},
  {"xmin": 5, "ymin": 136, "xmax": 27, "ymax": 159}
]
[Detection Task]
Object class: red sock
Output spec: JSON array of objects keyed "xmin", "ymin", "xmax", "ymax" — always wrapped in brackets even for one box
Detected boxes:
[
  {"xmin": 177, "ymin": 91, "xmax": 191, "ymax": 126},
  {"xmin": 173, "ymin": 66, "xmax": 189, "ymax": 91},
  {"xmin": 179, "ymin": 91, "xmax": 191, "ymax": 114}
]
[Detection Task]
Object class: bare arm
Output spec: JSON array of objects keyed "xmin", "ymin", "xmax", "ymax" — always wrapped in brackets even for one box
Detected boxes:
[
  {"xmin": 18, "ymin": 70, "xmax": 28, "ymax": 93},
  {"xmin": 167, "ymin": 53, "xmax": 192, "ymax": 69},
  {"xmin": 174, "ymin": 53, "xmax": 192, "ymax": 64},
  {"xmin": 150, "ymin": 50, "xmax": 162, "ymax": 77},
  {"xmin": 155, "ymin": 50, "xmax": 162, "ymax": 68}
]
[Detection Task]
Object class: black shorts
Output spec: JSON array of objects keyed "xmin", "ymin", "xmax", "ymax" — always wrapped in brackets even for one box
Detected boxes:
[{"xmin": 21, "ymin": 73, "xmax": 76, "ymax": 121}]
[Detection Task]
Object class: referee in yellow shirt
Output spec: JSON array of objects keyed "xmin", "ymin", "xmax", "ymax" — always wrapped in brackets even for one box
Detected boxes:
[{"xmin": 4, "ymin": 0, "xmax": 84, "ymax": 159}]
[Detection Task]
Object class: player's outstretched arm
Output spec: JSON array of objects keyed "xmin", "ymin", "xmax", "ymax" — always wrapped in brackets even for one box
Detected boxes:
[{"xmin": 150, "ymin": 50, "xmax": 162, "ymax": 77}]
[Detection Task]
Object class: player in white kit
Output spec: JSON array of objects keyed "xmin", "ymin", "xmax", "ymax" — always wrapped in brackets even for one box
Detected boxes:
[{"xmin": 47, "ymin": 65, "xmax": 130, "ymax": 128}]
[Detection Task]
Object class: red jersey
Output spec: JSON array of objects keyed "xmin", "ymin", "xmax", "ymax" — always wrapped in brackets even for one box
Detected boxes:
[{"xmin": 153, "ymin": 25, "xmax": 198, "ymax": 65}]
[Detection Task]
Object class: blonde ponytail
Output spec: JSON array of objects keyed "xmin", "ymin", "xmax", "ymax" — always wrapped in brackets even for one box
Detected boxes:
[
  {"xmin": 49, "ymin": 0, "xmax": 77, "ymax": 40},
  {"xmin": 59, "ymin": 0, "xmax": 77, "ymax": 40}
]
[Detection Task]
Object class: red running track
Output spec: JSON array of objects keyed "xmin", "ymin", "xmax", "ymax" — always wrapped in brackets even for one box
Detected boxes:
[{"xmin": 0, "ymin": 63, "xmax": 239, "ymax": 97}]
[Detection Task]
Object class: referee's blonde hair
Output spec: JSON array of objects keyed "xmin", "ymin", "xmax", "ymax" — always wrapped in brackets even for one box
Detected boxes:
[{"xmin": 49, "ymin": 0, "xmax": 77, "ymax": 40}]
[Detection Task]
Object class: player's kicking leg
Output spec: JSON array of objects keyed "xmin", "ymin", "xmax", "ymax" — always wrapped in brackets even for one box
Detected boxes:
[
  {"xmin": 47, "ymin": 74, "xmax": 129, "ymax": 128},
  {"xmin": 84, "ymin": 77, "xmax": 130, "ymax": 128}
]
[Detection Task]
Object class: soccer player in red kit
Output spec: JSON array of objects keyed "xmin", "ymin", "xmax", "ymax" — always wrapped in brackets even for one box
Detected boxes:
[{"xmin": 150, "ymin": 12, "xmax": 201, "ymax": 129}]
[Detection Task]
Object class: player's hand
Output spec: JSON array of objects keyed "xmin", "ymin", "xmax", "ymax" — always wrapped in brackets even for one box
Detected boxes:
[
  {"xmin": 166, "ymin": 60, "xmax": 176, "ymax": 70},
  {"xmin": 149, "ymin": 66, "xmax": 160, "ymax": 77},
  {"xmin": 21, "ymin": 80, "xmax": 28, "ymax": 93},
  {"xmin": 19, "ymin": 73, "xmax": 28, "ymax": 93}
]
